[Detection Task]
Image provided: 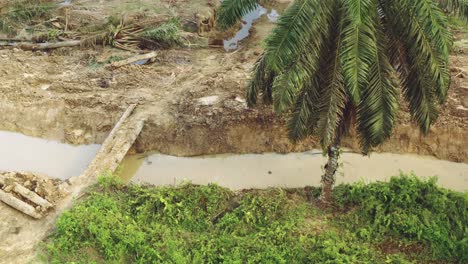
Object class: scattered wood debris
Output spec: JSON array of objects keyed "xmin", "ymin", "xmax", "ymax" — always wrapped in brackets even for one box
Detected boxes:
[
  {"xmin": 0, "ymin": 172, "xmax": 66, "ymax": 219},
  {"xmin": 107, "ymin": 51, "xmax": 157, "ymax": 68}
]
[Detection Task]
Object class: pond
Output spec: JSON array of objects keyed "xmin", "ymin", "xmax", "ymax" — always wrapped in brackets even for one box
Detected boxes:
[{"xmin": 0, "ymin": 131, "xmax": 100, "ymax": 180}]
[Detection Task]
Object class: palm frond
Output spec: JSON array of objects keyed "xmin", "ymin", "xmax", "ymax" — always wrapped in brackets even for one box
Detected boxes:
[
  {"xmin": 246, "ymin": 54, "xmax": 275, "ymax": 106},
  {"xmin": 436, "ymin": 0, "xmax": 468, "ymax": 20},
  {"xmin": 263, "ymin": 0, "xmax": 333, "ymax": 73},
  {"xmin": 357, "ymin": 9, "xmax": 399, "ymax": 152},
  {"xmin": 263, "ymin": 0, "xmax": 334, "ymax": 113},
  {"xmin": 287, "ymin": 77, "xmax": 321, "ymax": 141},
  {"xmin": 410, "ymin": 0, "xmax": 452, "ymax": 100},
  {"xmin": 217, "ymin": 0, "xmax": 267, "ymax": 30},
  {"xmin": 382, "ymin": 0, "xmax": 448, "ymax": 132},
  {"xmin": 315, "ymin": 8, "xmax": 347, "ymax": 149},
  {"xmin": 403, "ymin": 64, "xmax": 440, "ymax": 133},
  {"xmin": 340, "ymin": 0, "xmax": 378, "ymax": 105},
  {"xmin": 271, "ymin": 53, "xmax": 319, "ymax": 113}
]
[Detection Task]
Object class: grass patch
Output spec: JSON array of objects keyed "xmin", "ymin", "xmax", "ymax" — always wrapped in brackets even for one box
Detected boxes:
[
  {"xmin": 88, "ymin": 55, "xmax": 124, "ymax": 69},
  {"xmin": 44, "ymin": 174, "xmax": 467, "ymax": 263},
  {"xmin": 0, "ymin": 0, "xmax": 55, "ymax": 34}
]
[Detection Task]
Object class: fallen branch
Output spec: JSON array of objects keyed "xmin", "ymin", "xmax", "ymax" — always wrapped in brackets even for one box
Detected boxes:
[
  {"xmin": 0, "ymin": 189, "xmax": 43, "ymax": 219},
  {"xmin": 107, "ymin": 51, "xmax": 158, "ymax": 68},
  {"xmin": 18, "ymin": 40, "xmax": 82, "ymax": 51},
  {"xmin": 13, "ymin": 183, "xmax": 53, "ymax": 209},
  {"xmin": 0, "ymin": 37, "xmax": 31, "ymax": 42}
]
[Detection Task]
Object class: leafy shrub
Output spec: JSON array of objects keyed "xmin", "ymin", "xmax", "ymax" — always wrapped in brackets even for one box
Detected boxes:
[
  {"xmin": 46, "ymin": 174, "xmax": 464, "ymax": 263},
  {"xmin": 333, "ymin": 173, "xmax": 468, "ymax": 262},
  {"xmin": 46, "ymin": 178, "xmax": 389, "ymax": 263}
]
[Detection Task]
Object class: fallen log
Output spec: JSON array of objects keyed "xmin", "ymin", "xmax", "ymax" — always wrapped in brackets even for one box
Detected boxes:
[
  {"xmin": 100, "ymin": 104, "xmax": 137, "ymax": 147},
  {"xmin": 18, "ymin": 40, "xmax": 81, "ymax": 51},
  {"xmin": 0, "ymin": 189, "xmax": 43, "ymax": 219},
  {"xmin": 107, "ymin": 51, "xmax": 157, "ymax": 68},
  {"xmin": 13, "ymin": 183, "xmax": 53, "ymax": 209}
]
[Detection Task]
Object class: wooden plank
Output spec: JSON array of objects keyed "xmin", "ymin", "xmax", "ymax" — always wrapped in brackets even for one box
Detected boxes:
[
  {"xmin": 68, "ymin": 104, "xmax": 145, "ymax": 187},
  {"xmin": 98, "ymin": 104, "xmax": 137, "ymax": 149}
]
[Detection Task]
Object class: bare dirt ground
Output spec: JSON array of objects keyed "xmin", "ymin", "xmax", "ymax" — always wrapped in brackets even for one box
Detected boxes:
[{"xmin": 0, "ymin": 0, "xmax": 467, "ymax": 263}]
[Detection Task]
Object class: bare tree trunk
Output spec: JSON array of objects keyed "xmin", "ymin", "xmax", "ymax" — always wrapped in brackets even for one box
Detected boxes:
[{"xmin": 319, "ymin": 142, "xmax": 340, "ymax": 204}]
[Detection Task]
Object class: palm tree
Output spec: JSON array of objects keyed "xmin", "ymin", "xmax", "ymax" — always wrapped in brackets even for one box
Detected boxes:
[{"xmin": 217, "ymin": 0, "xmax": 467, "ymax": 203}]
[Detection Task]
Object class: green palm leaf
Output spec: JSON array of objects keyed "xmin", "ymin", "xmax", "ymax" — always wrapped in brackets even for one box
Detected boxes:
[
  {"xmin": 340, "ymin": 0, "xmax": 377, "ymax": 104},
  {"xmin": 357, "ymin": 10, "xmax": 399, "ymax": 151},
  {"xmin": 436, "ymin": 0, "xmax": 468, "ymax": 20},
  {"xmin": 382, "ymin": 0, "xmax": 447, "ymax": 132},
  {"xmin": 263, "ymin": 0, "xmax": 333, "ymax": 73},
  {"xmin": 315, "ymin": 5, "xmax": 347, "ymax": 148},
  {"xmin": 247, "ymin": 55, "xmax": 275, "ymax": 106},
  {"xmin": 217, "ymin": 0, "xmax": 268, "ymax": 30}
]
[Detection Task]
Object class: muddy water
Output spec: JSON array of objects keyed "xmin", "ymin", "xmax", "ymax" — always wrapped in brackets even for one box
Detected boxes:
[
  {"xmin": 120, "ymin": 151, "xmax": 468, "ymax": 192},
  {"xmin": 224, "ymin": 5, "xmax": 279, "ymax": 51},
  {"xmin": 0, "ymin": 131, "xmax": 100, "ymax": 180}
]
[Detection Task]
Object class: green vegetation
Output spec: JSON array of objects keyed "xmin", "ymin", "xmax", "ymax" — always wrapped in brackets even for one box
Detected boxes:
[
  {"xmin": 140, "ymin": 19, "xmax": 184, "ymax": 49},
  {"xmin": 334, "ymin": 175, "xmax": 468, "ymax": 262},
  {"xmin": 0, "ymin": 0, "xmax": 54, "ymax": 34},
  {"xmin": 217, "ymin": 0, "xmax": 467, "ymax": 202},
  {"xmin": 44, "ymin": 174, "xmax": 467, "ymax": 263},
  {"xmin": 88, "ymin": 56, "xmax": 124, "ymax": 69}
]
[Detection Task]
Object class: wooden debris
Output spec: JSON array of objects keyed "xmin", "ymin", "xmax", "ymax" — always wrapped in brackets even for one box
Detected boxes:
[
  {"xmin": 18, "ymin": 40, "xmax": 81, "ymax": 51},
  {"xmin": 0, "ymin": 173, "xmax": 57, "ymax": 219},
  {"xmin": 13, "ymin": 183, "xmax": 53, "ymax": 209},
  {"xmin": 107, "ymin": 51, "xmax": 157, "ymax": 68},
  {"xmin": 0, "ymin": 189, "xmax": 43, "ymax": 219},
  {"xmin": 1, "ymin": 40, "xmax": 82, "ymax": 50}
]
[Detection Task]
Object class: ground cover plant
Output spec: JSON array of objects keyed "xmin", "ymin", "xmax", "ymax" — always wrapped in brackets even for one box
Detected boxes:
[{"xmin": 44, "ymin": 174, "xmax": 467, "ymax": 263}]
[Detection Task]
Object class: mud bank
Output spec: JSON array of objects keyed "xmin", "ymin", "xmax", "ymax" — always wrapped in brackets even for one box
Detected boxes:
[
  {"xmin": 0, "ymin": 99, "xmax": 466, "ymax": 163},
  {"xmin": 136, "ymin": 114, "xmax": 468, "ymax": 162}
]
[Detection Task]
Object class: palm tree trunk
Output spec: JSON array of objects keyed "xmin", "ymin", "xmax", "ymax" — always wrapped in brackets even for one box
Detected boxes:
[{"xmin": 319, "ymin": 142, "xmax": 340, "ymax": 204}]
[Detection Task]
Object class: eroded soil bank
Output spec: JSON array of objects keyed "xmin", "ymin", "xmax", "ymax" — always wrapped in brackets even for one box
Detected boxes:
[{"xmin": 0, "ymin": 44, "xmax": 467, "ymax": 162}]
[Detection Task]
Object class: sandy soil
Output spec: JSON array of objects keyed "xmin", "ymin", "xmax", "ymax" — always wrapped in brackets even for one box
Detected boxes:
[{"xmin": 0, "ymin": 0, "xmax": 467, "ymax": 262}]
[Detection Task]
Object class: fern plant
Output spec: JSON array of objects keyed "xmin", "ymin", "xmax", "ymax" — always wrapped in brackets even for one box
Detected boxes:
[{"xmin": 217, "ymin": 0, "xmax": 466, "ymax": 203}]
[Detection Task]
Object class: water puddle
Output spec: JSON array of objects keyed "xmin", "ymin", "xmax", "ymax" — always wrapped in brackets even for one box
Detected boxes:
[
  {"xmin": 0, "ymin": 131, "xmax": 100, "ymax": 180},
  {"xmin": 224, "ymin": 5, "xmax": 279, "ymax": 51},
  {"xmin": 120, "ymin": 151, "xmax": 468, "ymax": 192},
  {"xmin": 132, "ymin": 59, "xmax": 149, "ymax": 65},
  {"xmin": 58, "ymin": 0, "xmax": 73, "ymax": 7}
]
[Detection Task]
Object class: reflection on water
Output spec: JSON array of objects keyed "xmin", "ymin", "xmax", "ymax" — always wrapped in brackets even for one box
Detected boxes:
[
  {"xmin": 120, "ymin": 151, "xmax": 468, "ymax": 192},
  {"xmin": 0, "ymin": 131, "xmax": 100, "ymax": 180},
  {"xmin": 224, "ymin": 5, "xmax": 278, "ymax": 51}
]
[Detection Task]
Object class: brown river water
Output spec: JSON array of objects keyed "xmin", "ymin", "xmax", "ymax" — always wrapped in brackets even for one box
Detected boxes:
[
  {"xmin": 0, "ymin": 130, "xmax": 466, "ymax": 191},
  {"xmin": 0, "ymin": 131, "xmax": 100, "ymax": 179},
  {"xmin": 120, "ymin": 151, "xmax": 468, "ymax": 192}
]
